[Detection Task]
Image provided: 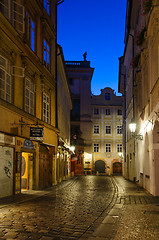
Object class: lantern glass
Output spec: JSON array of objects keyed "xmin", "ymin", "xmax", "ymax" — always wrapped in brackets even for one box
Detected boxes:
[{"xmin": 129, "ymin": 123, "xmax": 136, "ymax": 133}]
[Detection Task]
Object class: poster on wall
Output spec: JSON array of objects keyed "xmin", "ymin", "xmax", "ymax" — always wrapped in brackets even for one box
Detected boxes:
[{"xmin": 0, "ymin": 146, "xmax": 14, "ymax": 198}]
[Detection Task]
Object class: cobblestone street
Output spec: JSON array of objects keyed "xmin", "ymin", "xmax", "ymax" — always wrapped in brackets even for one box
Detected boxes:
[
  {"xmin": 0, "ymin": 176, "xmax": 159, "ymax": 240},
  {"xmin": 0, "ymin": 176, "xmax": 116, "ymax": 240}
]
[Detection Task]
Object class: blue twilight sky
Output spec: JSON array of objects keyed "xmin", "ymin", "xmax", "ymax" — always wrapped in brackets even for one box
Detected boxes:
[{"xmin": 57, "ymin": 0, "xmax": 127, "ymax": 95}]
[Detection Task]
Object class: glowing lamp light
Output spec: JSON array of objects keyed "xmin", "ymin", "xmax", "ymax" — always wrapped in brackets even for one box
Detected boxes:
[
  {"xmin": 70, "ymin": 146, "xmax": 75, "ymax": 153},
  {"xmin": 129, "ymin": 122, "xmax": 136, "ymax": 133}
]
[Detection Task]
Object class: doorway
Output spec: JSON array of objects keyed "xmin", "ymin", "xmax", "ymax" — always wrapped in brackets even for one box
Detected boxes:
[
  {"xmin": 113, "ymin": 162, "xmax": 122, "ymax": 174},
  {"xmin": 21, "ymin": 152, "xmax": 33, "ymax": 190},
  {"xmin": 95, "ymin": 160, "xmax": 106, "ymax": 174}
]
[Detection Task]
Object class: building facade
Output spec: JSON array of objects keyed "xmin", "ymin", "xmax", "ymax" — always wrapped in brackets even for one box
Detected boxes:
[
  {"xmin": 91, "ymin": 88, "xmax": 123, "ymax": 175},
  {"xmin": 57, "ymin": 44, "xmax": 72, "ymax": 183},
  {"xmin": 65, "ymin": 59, "xmax": 94, "ymax": 175},
  {"xmin": 119, "ymin": 0, "xmax": 159, "ymax": 196},
  {"xmin": 0, "ymin": 0, "xmax": 60, "ymax": 198}
]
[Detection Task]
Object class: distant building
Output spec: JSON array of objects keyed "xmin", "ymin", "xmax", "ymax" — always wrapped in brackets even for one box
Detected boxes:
[
  {"xmin": 65, "ymin": 60, "xmax": 94, "ymax": 175},
  {"xmin": 91, "ymin": 88, "xmax": 123, "ymax": 175}
]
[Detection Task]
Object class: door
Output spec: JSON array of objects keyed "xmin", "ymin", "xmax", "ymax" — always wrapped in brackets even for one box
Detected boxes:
[
  {"xmin": 95, "ymin": 160, "xmax": 105, "ymax": 174},
  {"xmin": 113, "ymin": 162, "xmax": 122, "ymax": 174}
]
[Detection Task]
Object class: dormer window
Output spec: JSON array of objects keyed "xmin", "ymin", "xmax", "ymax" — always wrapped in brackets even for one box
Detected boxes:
[{"xmin": 105, "ymin": 92, "xmax": 111, "ymax": 100}]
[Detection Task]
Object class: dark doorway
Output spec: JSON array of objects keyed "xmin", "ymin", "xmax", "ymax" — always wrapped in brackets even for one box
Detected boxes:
[
  {"xmin": 95, "ymin": 160, "xmax": 105, "ymax": 174},
  {"xmin": 113, "ymin": 162, "xmax": 122, "ymax": 174}
]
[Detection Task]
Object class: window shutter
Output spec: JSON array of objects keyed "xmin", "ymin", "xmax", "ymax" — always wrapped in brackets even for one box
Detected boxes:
[{"xmin": 13, "ymin": 0, "xmax": 24, "ymax": 33}]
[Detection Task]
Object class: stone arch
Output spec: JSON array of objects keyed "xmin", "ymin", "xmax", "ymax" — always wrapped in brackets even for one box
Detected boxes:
[
  {"xmin": 95, "ymin": 160, "xmax": 107, "ymax": 174},
  {"xmin": 111, "ymin": 159, "xmax": 122, "ymax": 175}
]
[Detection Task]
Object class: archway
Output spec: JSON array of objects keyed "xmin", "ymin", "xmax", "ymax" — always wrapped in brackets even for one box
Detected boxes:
[
  {"xmin": 95, "ymin": 160, "xmax": 106, "ymax": 174},
  {"xmin": 113, "ymin": 161, "xmax": 122, "ymax": 175}
]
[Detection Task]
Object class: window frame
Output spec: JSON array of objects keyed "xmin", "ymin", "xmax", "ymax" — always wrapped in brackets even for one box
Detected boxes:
[
  {"xmin": 105, "ymin": 125, "xmax": 111, "ymax": 134},
  {"xmin": 24, "ymin": 78, "xmax": 35, "ymax": 115},
  {"xmin": 105, "ymin": 143, "xmax": 111, "ymax": 153},
  {"xmin": 0, "ymin": 55, "xmax": 12, "ymax": 103},
  {"xmin": 105, "ymin": 108, "xmax": 111, "ymax": 115},
  {"xmin": 93, "ymin": 143, "xmax": 99, "ymax": 153},
  {"xmin": 105, "ymin": 92, "xmax": 111, "ymax": 100},
  {"xmin": 117, "ymin": 144, "xmax": 122, "ymax": 153},
  {"xmin": 94, "ymin": 108, "xmax": 99, "ymax": 115},
  {"xmin": 25, "ymin": 12, "xmax": 35, "ymax": 52},
  {"xmin": 117, "ymin": 125, "xmax": 122, "ymax": 134},
  {"xmin": 43, "ymin": 39, "xmax": 50, "ymax": 70},
  {"xmin": 93, "ymin": 125, "xmax": 99, "ymax": 134},
  {"xmin": 42, "ymin": 92, "xmax": 50, "ymax": 124}
]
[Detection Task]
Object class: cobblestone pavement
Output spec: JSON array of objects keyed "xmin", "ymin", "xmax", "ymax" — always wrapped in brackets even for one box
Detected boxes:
[
  {"xmin": 1, "ymin": 176, "xmax": 159, "ymax": 240},
  {"xmin": 0, "ymin": 176, "xmax": 117, "ymax": 240}
]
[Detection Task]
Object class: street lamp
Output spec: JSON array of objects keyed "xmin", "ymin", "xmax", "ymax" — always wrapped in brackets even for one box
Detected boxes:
[{"xmin": 129, "ymin": 122, "xmax": 143, "ymax": 140}]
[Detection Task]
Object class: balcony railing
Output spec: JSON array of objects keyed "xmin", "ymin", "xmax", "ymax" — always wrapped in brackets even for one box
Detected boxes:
[{"xmin": 65, "ymin": 61, "xmax": 90, "ymax": 68}]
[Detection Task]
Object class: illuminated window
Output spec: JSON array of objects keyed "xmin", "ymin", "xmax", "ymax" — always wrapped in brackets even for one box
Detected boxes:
[
  {"xmin": 117, "ymin": 144, "xmax": 122, "ymax": 152},
  {"xmin": 93, "ymin": 125, "xmax": 99, "ymax": 134},
  {"xmin": 105, "ymin": 109, "xmax": 111, "ymax": 115},
  {"xmin": 43, "ymin": 39, "xmax": 50, "ymax": 69},
  {"xmin": 0, "ymin": 55, "xmax": 11, "ymax": 103},
  {"xmin": 25, "ymin": 13, "xmax": 35, "ymax": 52},
  {"xmin": 25, "ymin": 78, "xmax": 34, "ymax": 115},
  {"xmin": 117, "ymin": 125, "xmax": 122, "ymax": 134},
  {"xmin": 44, "ymin": 0, "xmax": 50, "ymax": 15},
  {"xmin": 106, "ymin": 144, "xmax": 111, "ymax": 152},
  {"xmin": 93, "ymin": 143, "xmax": 99, "ymax": 152},
  {"xmin": 43, "ymin": 93, "xmax": 50, "ymax": 123},
  {"xmin": 105, "ymin": 125, "xmax": 111, "ymax": 134}
]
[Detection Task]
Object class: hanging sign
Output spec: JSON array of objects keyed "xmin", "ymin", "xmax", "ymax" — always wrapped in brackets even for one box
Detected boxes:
[{"xmin": 30, "ymin": 127, "xmax": 44, "ymax": 141}]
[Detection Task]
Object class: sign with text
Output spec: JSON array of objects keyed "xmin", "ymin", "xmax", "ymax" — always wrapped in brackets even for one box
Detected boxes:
[{"xmin": 30, "ymin": 127, "xmax": 44, "ymax": 141}]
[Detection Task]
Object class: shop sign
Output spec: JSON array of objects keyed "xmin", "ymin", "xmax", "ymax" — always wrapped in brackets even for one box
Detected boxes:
[
  {"xmin": 0, "ymin": 133, "xmax": 15, "ymax": 145},
  {"xmin": 30, "ymin": 127, "xmax": 44, "ymax": 141},
  {"xmin": 23, "ymin": 139, "xmax": 34, "ymax": 149}
]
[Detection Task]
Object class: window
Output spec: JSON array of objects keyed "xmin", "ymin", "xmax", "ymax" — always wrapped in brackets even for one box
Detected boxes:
[
  {"xmin": 0, "ymin": 0, "xmax": 24, "ymax": 33},
  {"xmin": 93, "ymin": 125, "xmax": 99, "ymax": 134},
  {"xmin": 106, "ymin": 144, "xmax": 111, "ymax": 152},
  {"xmin": 94, "ymin": 108, "xmax": 99, "ymax": 115},
  {"xmin": 43, "ymin": 93, "xmax": 50, "ymax": 123},
  {"xmin": 105, "ymin": 125, "xmax": 111, "ymax": 134},
  {"xmin": 43, "ymin": 39, "xmax": 50, "ymax": 69},
  {"xmin": 25, "ymin": 13, "xmax": 35, "ymax": 51},
  {"xmin": 0, "ymin": 55, "xmax": 11, "ymax": 103},
  {"xmin": 105, "ymin": 92, "xmax": 110, "ymax": 100},
  {"xmin": 44, "ymin": 0, "xmax": 50, "ymax": 15},
  {"xmin": 74, "ymin": 100, "xmax": 79, "ymax": 116},
  {"xmin": 117, "ymin": 125, "xmax": 122, "ymax": 134},
  {"xmin": 25, "ymin": 79, "xmax": 34, "ymax": 115},
  {"xmin": 105, "ymin": 109, "xmax": 111, "ymax": 115},
  {"xmin": 117, "ymin": 109, "xmax": 122, "ymax": 115},
  {"xmin": 93, "ymin": 143, "xmax": 99, "ymax": 152},
  {"xmin": 117, "ymin": 144, "xmax": 122, "ymax": 152}
]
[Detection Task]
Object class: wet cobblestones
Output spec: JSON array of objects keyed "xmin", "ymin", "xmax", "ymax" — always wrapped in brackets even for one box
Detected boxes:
[{"xmin": 0, "ymin": 176, "xmax": 116, "ymax": 240}]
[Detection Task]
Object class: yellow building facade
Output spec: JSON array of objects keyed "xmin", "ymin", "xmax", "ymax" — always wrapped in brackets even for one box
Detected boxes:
[
  {"xmin": 91, "ymin": 88, "xmax": 123, "ymax": 175},
  {"xmin": 0, "ymin": 0, "xmax": 60, "ymax": 198}
]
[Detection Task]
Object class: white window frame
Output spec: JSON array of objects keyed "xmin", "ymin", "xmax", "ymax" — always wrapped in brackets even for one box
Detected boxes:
[
  {"xmin": 117, "ymin": 144, "xmax": 122, "ymax": 153},
  {"xmin": 0, "ymin": 55, "xmax": 11, "ymax": 103},
  {"xmin": 117, "ymin": 125, "xmax": 122, "ymax": 134},
  {"xmin": 25, "ymin": 78, "xmax": 34, "ymax": 115},
  {"xmin": 105, "ymin": 125, "xmax": 111, "ymax": 134},
  {"xmin": 43, "ymin": 39, "xmax": 50, "ymax": 69},
  {"xmin": 94, "ymin": 108, "xmax": 99, "ymax": 115},
  {"xmin": 93, "ymin": 125, "xmax": 99, "ymax": 134},
  {"xmin": 105, "ymin": 109, "xmax": 111, "ymax": 115},
  {"xmin": 93, "ymin": 143, "xmax": 99, "ymax": 153},
  {"xmin": 25, "ymin": 12, "xmax": 35, "ymax": 52},
  {"xmin": 43, "ymin": 92, "xmax": 50, "ymax": 124},
  {"xmin": 105, "ymin": 143, "xmax": 111, "ymax": 152}
]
